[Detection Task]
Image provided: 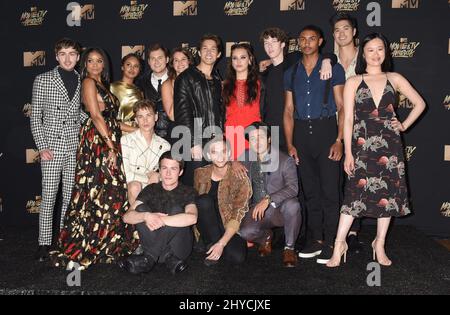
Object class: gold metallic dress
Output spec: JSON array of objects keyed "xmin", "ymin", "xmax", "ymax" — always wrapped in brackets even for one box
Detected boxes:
[{"xmin": 110, "ymin": 81, "xmax": 143, "ymax": 127}]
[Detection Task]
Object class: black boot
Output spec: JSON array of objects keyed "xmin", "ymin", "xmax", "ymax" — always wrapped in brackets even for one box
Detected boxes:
[
  {"xmin": 164, "ymin": 253, "xmax": 188, "ymax": 275},
  {"xmin": 35, "ymin": 245, "xmax": 50, "ymax": 262},
  {"xmin": 118, "ymin": 255, "xmax": 155, "ymax": 274}
]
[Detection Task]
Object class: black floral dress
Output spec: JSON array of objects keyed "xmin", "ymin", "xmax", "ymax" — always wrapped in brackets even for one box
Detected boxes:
[
  {"xmin": 52, "ymin": 81, "xmax": 138, "ymax": 269},
  {"xmin": 341, "ymin": 75, "xmax": 410, "ymax": 218}
]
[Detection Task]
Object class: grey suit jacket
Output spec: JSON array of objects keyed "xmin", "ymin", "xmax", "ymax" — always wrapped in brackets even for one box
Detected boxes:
[
  {"xmin": 243, "ymin": 148, "xmax": 299, "ymax": 208},
  {"xmin": 30, "ymin": 67, "xmax": 86, "ymax": 154}
]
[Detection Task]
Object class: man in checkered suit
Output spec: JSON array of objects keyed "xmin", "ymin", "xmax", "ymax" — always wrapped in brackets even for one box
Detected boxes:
[{"xmin": 30, "ymin": 38, "xmax": 87, "ymax": 261}]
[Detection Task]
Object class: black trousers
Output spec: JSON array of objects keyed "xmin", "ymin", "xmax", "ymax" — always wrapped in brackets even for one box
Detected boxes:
[
  {"xmin": 136, "ymin": 205, "xmax": 193, "ymax": 263},
  {"xmin": 196, "ymin": 194, "xmax": 247, "ymax": 264},
  {"xmin": 294, "ymin": 117, "xmax": 341, "ymax": 245}
]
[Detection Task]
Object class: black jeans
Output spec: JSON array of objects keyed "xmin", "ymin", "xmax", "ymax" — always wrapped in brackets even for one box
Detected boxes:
[
  {"xmin": 294, "ymin": 117, "xmax": 341, "ymax": 245},
  {"xmin": 136, "ymin": 204, "xmax": 193, "ymax": 263},
  {"xmin": 196, "ymin": 194, "xmax": 247, "ymax": 264}
]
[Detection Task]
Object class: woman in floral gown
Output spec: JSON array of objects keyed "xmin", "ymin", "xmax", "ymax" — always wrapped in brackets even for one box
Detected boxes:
[
  {"xmin": 326, "ymin": 33, "xmax": 425, "ymax": 267},
  {"xmin": 52, "ymin": 47, "xmax": 138, "ymax": 269}
]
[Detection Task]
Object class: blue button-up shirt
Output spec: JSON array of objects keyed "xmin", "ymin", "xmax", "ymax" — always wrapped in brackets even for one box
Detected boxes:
[{"xmin": 284, "ymin": 56, "xmax": 345, "ymax": 120}]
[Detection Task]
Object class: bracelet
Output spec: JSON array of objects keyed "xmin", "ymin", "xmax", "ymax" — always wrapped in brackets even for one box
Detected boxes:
[
  {"xmin": 102, "ymin": 134, "xmax": 111, "ymax": 142},
  {"xmin": 336, "ymin": 138, "xmax": 344, "ymax": 144}
]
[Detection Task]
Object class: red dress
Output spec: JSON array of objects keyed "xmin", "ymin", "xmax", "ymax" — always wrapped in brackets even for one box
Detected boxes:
[{"xmin": 225, "ymin": 80, "xmax": 261, "ymax": 160}]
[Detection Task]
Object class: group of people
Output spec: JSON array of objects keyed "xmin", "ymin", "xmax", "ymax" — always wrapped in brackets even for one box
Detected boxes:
[{"xmin": 30, "ymin": 12, "xmax": 425, "ymax": 274}]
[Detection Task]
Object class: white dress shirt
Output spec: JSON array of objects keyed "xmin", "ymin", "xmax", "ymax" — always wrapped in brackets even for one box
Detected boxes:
[{"xmin": 151, "ymin": 71, "xmax": 169, "ymax": 92}]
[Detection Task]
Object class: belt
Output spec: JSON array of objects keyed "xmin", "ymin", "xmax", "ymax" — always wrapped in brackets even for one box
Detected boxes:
[{"xmin": 295, "ymin": 115, "xmax": 336, "ymax": 122}]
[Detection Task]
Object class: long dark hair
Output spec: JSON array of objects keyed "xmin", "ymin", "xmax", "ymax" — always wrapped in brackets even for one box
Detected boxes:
[
  {"xmin": 80, "ymin": 47, "xmax": 111, "ymax": 85},
  {"xmin": 167, "ymin": 47, "xmax": 193, "ymax": 80},
  {"xmin": 356, "ymin": 33, "xmax": 392, "ymax": 75},
  {"xmin": 222, "ymin": 43, "xmax": 259, "ymax": 106}
]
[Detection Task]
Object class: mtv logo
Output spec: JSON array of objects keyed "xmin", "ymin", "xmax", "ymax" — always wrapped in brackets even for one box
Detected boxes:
[
  {"xmin": 445, "ymin": 145, "xmax": 450, "ymax": 161},
  {"xmin": 22, "ymin": 103, "xmax": 32, "ymax": 117},
  {"xmin": 26, "ymin": 149, "xmax": 40, "ymax": 164},
  {"xmin": 174, "ymin": 1, "xmax": 198, "ymax": 16},
  {"xmin": 81, "ymin": 4, "xmax": 95, "ymax": 20},
  {"xmin": 288, "ymin": 38, "xmax": 299, "ymax": 53},
  {"xmin": 181, "ymin": 43, "xmax": 198, "ymax": 58},
  {"xmin": 392, "ymin": 0, "xmax": 419, "ymax": 8},
  {"xmin": 280, "ymin": 0, "xmax": 305, "ymax": 11},
  {"xmin": 122, "ymin": 45, "xmax": 145, "ymax": 59},
  {"xmin": 226, "ymin": 41, "xmax": 250, "ymax": 57},
  {"xmin": 23, "ymin": 51, "xmax": 46, "ymax": 67},
  {"xmin": 398, "ymin": 93, "xmax": 414, "ymax": 109}
]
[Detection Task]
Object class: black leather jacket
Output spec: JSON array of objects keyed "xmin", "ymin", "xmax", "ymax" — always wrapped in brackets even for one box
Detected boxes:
[{"xmin": 174, "ymin": 66, "xmax": 224, "ymax": 147}]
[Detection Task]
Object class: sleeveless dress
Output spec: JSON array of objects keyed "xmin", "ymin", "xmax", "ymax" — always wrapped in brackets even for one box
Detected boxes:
[
  {"xmin": 224, "ymin": 80, "xmax": 261, "ymax": 160},
  {"xmin": 110, "ymin": 80, "xmax": 143, "ymax": 127},
  {"xmin": 341, "ymin": 74, "xmax": 410, "ymax": 218},
  {"xmin": 52, "ymin": 81, "xmax": 138, "ymax": 269}
]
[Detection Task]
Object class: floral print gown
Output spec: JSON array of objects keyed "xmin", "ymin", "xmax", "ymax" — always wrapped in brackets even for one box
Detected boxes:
[
  {"xmin": 52, "ymin": 81, "xmax": 138, "ymax": 269},
  {"xmin": 341, "ymin": 75, "xmax": 410, "ymax": 218}
]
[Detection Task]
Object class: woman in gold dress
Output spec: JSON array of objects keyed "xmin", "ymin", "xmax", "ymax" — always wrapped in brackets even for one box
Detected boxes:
[{"xmin": 110, "ymin": 53, "xmax": 143, "ymax": 130}]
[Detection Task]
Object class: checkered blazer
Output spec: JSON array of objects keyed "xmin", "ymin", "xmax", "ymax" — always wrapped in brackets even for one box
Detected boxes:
[{"xmin": 31, "ymin": 67, "xmax": 87, "ymax": 154}]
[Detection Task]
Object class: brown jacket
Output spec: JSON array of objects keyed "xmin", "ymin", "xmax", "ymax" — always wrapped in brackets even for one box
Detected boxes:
[{"xmin": 194, "ymin": 163, "xmax": 252, "ymax": 234}]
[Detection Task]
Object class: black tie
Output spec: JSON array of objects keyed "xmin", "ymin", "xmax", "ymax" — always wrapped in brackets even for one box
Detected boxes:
[{"xmin": 157, "ymin": 79, "xmax": 162, "ymax": 95}]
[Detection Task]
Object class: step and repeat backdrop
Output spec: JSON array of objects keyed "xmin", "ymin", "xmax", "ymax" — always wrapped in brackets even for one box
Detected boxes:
[{"xmin": 0, "ymin": 0, "xmax": 449, "ymax": 236}]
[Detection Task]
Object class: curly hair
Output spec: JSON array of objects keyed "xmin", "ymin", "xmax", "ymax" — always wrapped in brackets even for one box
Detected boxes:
[
  {"xmin": 259, "ymin": 27, "xmax": 288, "ymax": 44},
  {"xmin": 222, "ymin": 43, "xmax": 259, "ymax": 106}
]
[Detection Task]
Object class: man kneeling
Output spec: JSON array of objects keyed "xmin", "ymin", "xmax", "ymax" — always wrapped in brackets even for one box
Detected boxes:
[
  {"xmin": 239, "ymin": 122, "xmax": 302, "ymax": 267},
  {"xmin": 194, "ymin": 136, "xmax": 252, "ymax": 266},
  {"xmin": 121, "ymin": 151, "xmax": 197, "ymax": 274}
]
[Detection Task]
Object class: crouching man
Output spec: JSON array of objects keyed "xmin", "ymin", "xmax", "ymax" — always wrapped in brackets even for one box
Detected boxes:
[
  {"xmin": 120, "ymin": 151, "xmax": 197, "ymax": 275},
  {"xmin": 239, "ymin": 122, "xmax": 302, "ymax": 267}
]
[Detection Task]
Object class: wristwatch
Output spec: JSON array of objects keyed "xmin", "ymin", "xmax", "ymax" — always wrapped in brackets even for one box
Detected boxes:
[{"xmin": 265, "ymin": 195, "xmax": 276, "ymax": 208}]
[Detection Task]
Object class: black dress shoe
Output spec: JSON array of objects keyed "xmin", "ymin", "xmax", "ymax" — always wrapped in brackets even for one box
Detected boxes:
[
  {"xmin": 35, "ymin": 245, "xmax": 50, "ymax": 262},
  {"xmin": 165, "ymin": 253, "xmax": 188, "ymax": 275},
  {"xmin": 118, "ymin": 255, "xmax": 155, "ymax": 274},
  {"xmin": 347, "ymin": 234, "xmax": 363, "ymax": 254}
]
